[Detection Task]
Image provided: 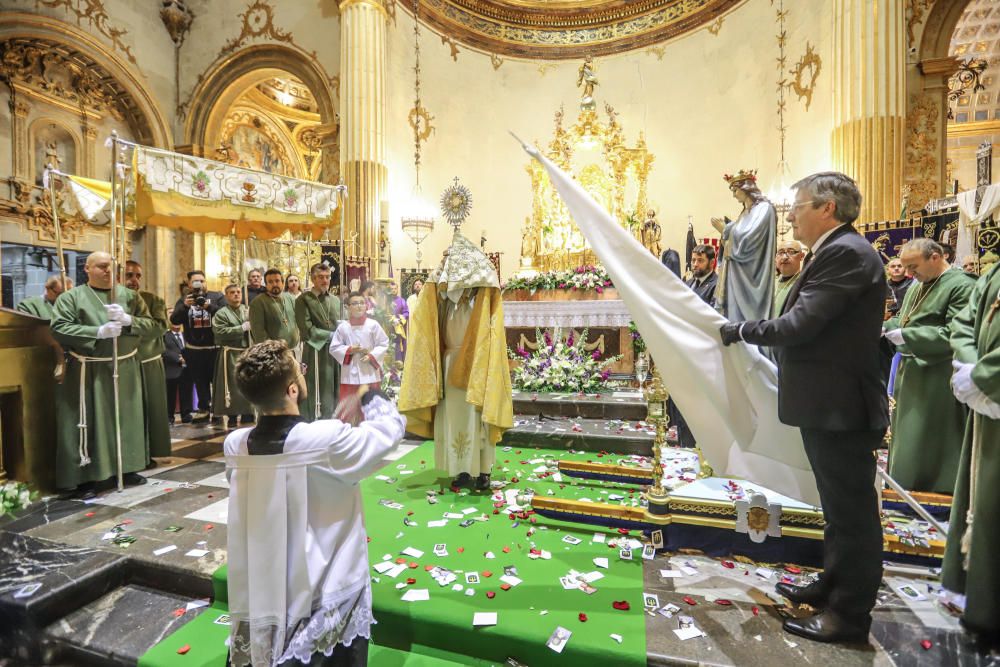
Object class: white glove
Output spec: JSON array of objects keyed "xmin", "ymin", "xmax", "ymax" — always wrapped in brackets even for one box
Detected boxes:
[
  {"xmin": 968, "ymin": 390, "xmax": 1000, "ymax": 420},
  {"xmin": 104, "ymin": 304, "xmax": 132, "ymax": 327},
  {"xmin": 883, "ymin": 329, "xmax": 904, "ymax": 346},
  {"xmin": 951, "ymin": 360, "xmax": 977, "ymax": 405},
  {"xmin": 97, "ymin": 322, "xmax": 122, "ymax": 339},
  {"xmin": 241, "ymin": 321, "xmax": 251, "ymax": 331}
]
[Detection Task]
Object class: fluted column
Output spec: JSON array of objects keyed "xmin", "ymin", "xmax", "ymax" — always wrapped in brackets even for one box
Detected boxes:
[
  {"xmin": 339, "ymin": 0, "xmax": 387, "ymax": 263},
  {"xmin": 831, "ymin": 0, "xmax": 905, "ymax": 223}
]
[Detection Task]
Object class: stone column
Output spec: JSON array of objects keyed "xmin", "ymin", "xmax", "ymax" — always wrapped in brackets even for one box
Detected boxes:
[
  {"xmin": 81, "ymin": 124, "xmax": 98, "ymax": 178},
  {"xmin": 339, "ymin": 0, "xmax": 387, "ymax": 263},
  {"xmin": 831, "ymin": 0, "xmax": 906, "ymax": 223},
  {"xmin": 10, "ymin": 95, "xmax": 31, "ymax": 181}
]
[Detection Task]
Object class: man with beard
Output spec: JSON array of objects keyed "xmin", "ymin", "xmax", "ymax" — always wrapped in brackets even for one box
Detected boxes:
[
  {"xmin": 212, "ymin": 284, "xmax": 254, "ymax": 427},
  {"xmin": 295, "ymin": 263, "xmax": 341, "ymax": 421},
  {"xmin": 249, "ymin": 268, "xmax": 300, "ymax": 349},
  {"xmin": 885, "ymin": 257, "xmax": 913, "ymax": 317},
  {"xmin": 124, "ymin": 261, "xmax": 170, "ymax": 463},
  {"xmin": 685, "ymin": 244, "xmax": 719, "ymax": 306}
]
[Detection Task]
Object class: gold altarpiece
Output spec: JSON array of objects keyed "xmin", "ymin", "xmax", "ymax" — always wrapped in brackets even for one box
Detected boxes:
[{"xmin": 521, "ymin": 104, "xmax": 654, "ymax": 273}]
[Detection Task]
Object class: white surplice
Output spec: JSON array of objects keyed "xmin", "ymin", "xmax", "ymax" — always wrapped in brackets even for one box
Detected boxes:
[
  {"xmin": 329, "ymin": 318, "xmax": 389, "ymax": 385},
  {"xmin": 433, "ymin": 297, "xmax": 495, "ymax": 476},
  {"xmin": 224, "ymin": 396, "xmax": 405, "ymax": 666},
  {"xmin": 519, "ymin": 139, "xmax": 819, "ymax": 506}
]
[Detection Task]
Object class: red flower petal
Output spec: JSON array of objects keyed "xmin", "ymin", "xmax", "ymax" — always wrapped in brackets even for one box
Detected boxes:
[
  {"xmin": 715, "ymin": 599, "xmax": 733, "ymax": 606},
  {"xmin": 784, "ymin": 565, "xmax": 801, "ymax": 574},
  {"xmin": 424, "ymin": 565, "xmax": 434, "ymax": 571},
  {"xmin": 578, "ymin": 613, "xmax": 588, "ymax": 622},
  {"xmin": 482, "ymin": 571, "xmax": 493, "ymax": 577},
  {"xmin": 500, "ymin": 583, "xmax": 511, "ymax": 591},
  {"xmin": 612, "ymin": 600, "xmax": 630, "ymax": 611},
  {"xmin": 682, "ymin": 596, "xmax": 697, "ymax": 606},
  {"xmin": 406, "ymin": 577, "xmax": 416, "ymax": 584},
  {"xmin": 617, "ymin": 528, "xmax": 629, "ymax": 535},
  {"xmin": 173, "ymin": 608, "xmax": 186, "ymax": 617},
  {"xmin": 722, "ymin": 561, "xmax": 735, "ymax": 569},
  {"xmin": 177, "ymin": 644, "xmax": 190, "ymax": 655},
  {"xmin": 457, "ymin": 547, "xmax": 465, "ymax": 553},
  {"xmin": 84, "ymin": 512, "xmax": 95, "ymax": 518},
  {"xmin": 502, "ymin": 546, "xmax": 511, "ymax": 553},
  {"xmin": 920, "ymin": 640, "xmax": 932, "ymax": 650},
  {"xmin": 752, "ymin": 606, "xmax": 759, "ymax": 616},
  {"xmin": 408, "ymin": 562, "xmax": 418, "ymax": 569},
  {"xmin": 395, "ymin": 557, "xmax": 407, "ymax": 564},
  {"xmin": 486, "ymin": 591, "xmax": 496, "ymax": 599}
]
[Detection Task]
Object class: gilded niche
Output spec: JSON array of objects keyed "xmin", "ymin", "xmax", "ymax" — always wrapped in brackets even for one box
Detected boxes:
[{"xmin": 409, "ymin": 0, "xmax": 741, "ymax": 59}]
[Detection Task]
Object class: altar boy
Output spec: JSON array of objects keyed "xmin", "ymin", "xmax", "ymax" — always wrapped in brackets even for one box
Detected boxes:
[
  {"xmin": 224, "ymin": 340, "xmax": 405, "ymax": 666},
  {"xmin": 330, "ymin": 291, "xmax": 390, "ymax": 425}
]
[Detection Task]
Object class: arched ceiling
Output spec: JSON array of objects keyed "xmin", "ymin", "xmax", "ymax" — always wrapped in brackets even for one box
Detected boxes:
[
  {"xmin": 949, "ymin": 0, "xmax": 1000, "ymax": 124},
  {"xmin": 408, "ymin": 0, "xmax": 742, "ymax": 59}
]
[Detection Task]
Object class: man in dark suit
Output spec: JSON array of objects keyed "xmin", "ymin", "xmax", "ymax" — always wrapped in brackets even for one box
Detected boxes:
[
  {"xmin": 720, "ymin": 172, "xmax": 889, "ymax": 644},
  {"xmin": 685, "ymin": 244, "xmax": 718, "ymax": 306},
  {"xmin": 163, "ymin": 321, "xmax": 193, "ymax": 424}
]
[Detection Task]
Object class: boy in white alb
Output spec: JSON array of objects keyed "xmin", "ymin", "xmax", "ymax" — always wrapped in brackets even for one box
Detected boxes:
[
  {"xmin": 329, "ymin": 291, "xmax": 390, "ymax": 425},
  {"xmin": 224, "ymin": 340, "xmax": 405, "ymax": 666}
]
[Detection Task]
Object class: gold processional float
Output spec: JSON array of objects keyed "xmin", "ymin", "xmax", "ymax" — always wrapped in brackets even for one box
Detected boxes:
[{"xmin": 518, "ymin": 60, "xmax": 945, "ymax": 567}]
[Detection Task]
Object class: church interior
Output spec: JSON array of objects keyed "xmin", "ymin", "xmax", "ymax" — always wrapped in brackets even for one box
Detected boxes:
[{"xmin": 1, "ymin": 0, "xmax": 999, "ymax": 665}]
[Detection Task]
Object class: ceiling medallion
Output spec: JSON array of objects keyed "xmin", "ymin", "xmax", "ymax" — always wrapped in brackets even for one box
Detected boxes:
[{"xmin": 411, "ymin": 0, "xmax": 742, "ymax": 59}]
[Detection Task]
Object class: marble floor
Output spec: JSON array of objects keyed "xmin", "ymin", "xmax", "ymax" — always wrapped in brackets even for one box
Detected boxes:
[{"xmin": 1, "ymin": 418, "xmax": 998, "ymax": 666}]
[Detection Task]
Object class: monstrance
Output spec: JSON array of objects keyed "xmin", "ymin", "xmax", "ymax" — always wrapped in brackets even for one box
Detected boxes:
[{"xmin": 440, "ymin": 176, "xmax": 473, "ymax": 231}]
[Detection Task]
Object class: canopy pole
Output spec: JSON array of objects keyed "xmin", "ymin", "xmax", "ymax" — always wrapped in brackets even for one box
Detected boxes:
[
  {"xmin": 877, "ymin": 468, "xmax": 948, "ymax": 537},
  {"xmin": 336, "ymin": 185, "xmax": 347, "ymax": 301},
  {"xmin": 47, "ymin": 165, "xmax": 68, "ymax": 288},
  {"xmin": 109, "ymin": 131, "xmax": 124, "ymax": 492}
]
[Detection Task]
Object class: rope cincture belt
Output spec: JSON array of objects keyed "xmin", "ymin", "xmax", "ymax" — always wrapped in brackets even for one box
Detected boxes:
[
  {"xmin": 185, "ymin": 343, "xmax": 218, "ymax": 351},
  {"xmin": 70, "ymin": 348, "xmax": 138, "ymax": 467},
  {"xmin": 221, "ymin": 345, "xmax": 247, "ymax": 408}
]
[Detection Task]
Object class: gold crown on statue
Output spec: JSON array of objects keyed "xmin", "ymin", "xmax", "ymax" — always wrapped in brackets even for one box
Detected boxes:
[{"xmin": 723, "ymin": 169, "xmax": 758, "ymax": 186}]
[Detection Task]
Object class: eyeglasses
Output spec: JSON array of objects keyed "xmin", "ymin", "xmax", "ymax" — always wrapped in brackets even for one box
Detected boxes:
[
  {"xmin": 776, "ymin": 250, "xmax": 802, "ymax": 257},
  {"xmin": 790, "ymin": 200, "xmax": 816, "ymax": 211},
  {"xmin": 348, "ymin": 301, "xmax": 366, "ymax": 307}
]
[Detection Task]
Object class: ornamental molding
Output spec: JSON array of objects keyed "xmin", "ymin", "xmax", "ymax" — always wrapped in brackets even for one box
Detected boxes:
[
  {"xmin": 406, "ymin": 0, "xmax": 744, "ymax": 60},
  {"xmin": 35, "ymin": 0, "xmax": 137, "ymax": 64}
]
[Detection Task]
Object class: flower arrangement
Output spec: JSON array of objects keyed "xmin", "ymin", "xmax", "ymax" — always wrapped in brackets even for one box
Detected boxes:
[
  {"xmin": 510, "ymin": 328, "xmax": 621, "ymax": 393},
  {"xmin": 628, "ymin": 320, "xmax": 646, "ymax": 357},
  {"xmin": 380, "ymin": 360, "xmax": 403, "ymax": 402},
  {"xmin": 1, "ymin": 481, "xmax": 37, "ymax": 517},
  {"xmin": 503, "ymin": 265, "xmax": 614, "ymax": 294}
]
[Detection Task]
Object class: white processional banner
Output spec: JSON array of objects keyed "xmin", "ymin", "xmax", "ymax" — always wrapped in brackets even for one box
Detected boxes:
[{"xmin": 518, "ymin": 138, "xmax": 820, "ymax": 506}]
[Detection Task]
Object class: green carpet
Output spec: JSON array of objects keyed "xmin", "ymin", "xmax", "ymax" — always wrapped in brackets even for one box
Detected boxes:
[
  {"xmin": 140, "ymin": 441, "xmax": 649, "ymax": 666},
  {"xmin": 363, "ymin": 441, "xmax": 647, "ymax": 666}
]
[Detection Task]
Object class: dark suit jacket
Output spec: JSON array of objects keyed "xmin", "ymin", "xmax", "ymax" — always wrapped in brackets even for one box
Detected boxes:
[
  {"xmin": 163, "ymin": 331, "xmax": 186, "ymax": 380},
  {"xmin": 739, "ymin": 224, "xmax": 889, "ymax": 432},
  {"xmin": 685, "ymin": 272, "xmax": 718, "ymax": 306}
]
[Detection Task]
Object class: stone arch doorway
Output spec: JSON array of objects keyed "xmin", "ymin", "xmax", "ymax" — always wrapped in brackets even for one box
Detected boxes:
[
  {"xmin": 183, "ymin": 44, "xmax": 339, "ymax": 184},
  {"xmin": 905, "ymin": 0, "xmax": 975, "ymax": 210}
]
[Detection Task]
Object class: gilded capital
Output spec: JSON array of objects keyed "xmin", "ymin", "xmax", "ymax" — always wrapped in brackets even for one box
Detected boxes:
[{"xmin": 11, "ymin": 99, "xmax": 30, "ymax": 117}]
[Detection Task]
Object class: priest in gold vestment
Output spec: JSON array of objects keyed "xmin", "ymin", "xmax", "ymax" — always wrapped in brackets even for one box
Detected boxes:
[{"xmin": 399, "ymin": 233, "xmax": 514, "ymax": 491}]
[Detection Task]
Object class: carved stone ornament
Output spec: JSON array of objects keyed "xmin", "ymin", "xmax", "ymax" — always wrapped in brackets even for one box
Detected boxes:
[
  {"xmin": 160, "ymin": 0, "xmax": 195, "ymax": 47},
  {"xmin": 0, "ymin": 38, "xmax": 154, "ymax": 143},
  {"xmin": 38, "ymin": 0, "xmax": 137, "ymax": 64},
  {"xmin": 734, "ymin": 492, "xmax": 782, "ymax": 544}
]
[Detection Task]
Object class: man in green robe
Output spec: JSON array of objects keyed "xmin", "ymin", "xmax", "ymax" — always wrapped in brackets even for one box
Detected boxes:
[
  {"xmin": 943, "ymin": 259, "xmax": 1000, "ymax": 645},
  {"xmin": 124, "ymin": 261, "xmax": 170, "ymax": 461},
  {"xmin": 212, "ymin": 284, "xmax": 254, "ymax": 426},
  {"xmin": 50, "ymin": 252, "xmax": 157, "ymax": 492},
  {"xmin": 295, "ymin": 263, "xmax": 341, "ymax": 421},
  {"xmin": 883, "ymin": 238, "xmax": 975, "ymax": 493},
  {"xmin": 16, "ymin": 275, "xmax": 72, "ymax": 319},
  {"xmin": 249, "ymin": 268, "xmax": 300, "ymax": 349}
]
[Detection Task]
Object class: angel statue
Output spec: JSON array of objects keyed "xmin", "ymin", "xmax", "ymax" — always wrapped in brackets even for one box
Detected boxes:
[{"xmin": 577, "ymin": 56, "xmax": 598, "ymax": 111}]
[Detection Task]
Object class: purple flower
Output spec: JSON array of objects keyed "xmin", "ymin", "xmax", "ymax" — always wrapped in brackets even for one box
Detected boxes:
[
  {"xmin": 517, "ymin": 347, "xmax": 529, "ymax": 358},
  {"xmin": 592, "ymin": 350, "xmax": 601, "ymax": 360},
  {"xmin": 601, "ymin": 370, "xmax": 610, "ymax": 380},
  {"xmin": 596, "ymin": 286, "xmax": 603, "ymax": 293},
  {"xmin": 567, "ymin": 335, "xmax": 574, "ymax": 347}
]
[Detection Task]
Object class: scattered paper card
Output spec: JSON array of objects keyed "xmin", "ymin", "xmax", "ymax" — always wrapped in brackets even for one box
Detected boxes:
[
  {"xmin": 466, "ymin": 573, "xmax": 481, "ymax": 585},
  {"xmin": 659, "ymin": 569, "xmax": 683, "ymax": 578},
  {"xmin": 642, "ymin": 545, "xmax": 656, "ymax": 560},
  {"xmin": 461, "ymin": 507, "xmax": 478, "ymax": 515},
  {"xmin": 433, "ymin": 544, "xmax": 448, "ymax": 557},
  {"xmin": 13, "ymin": 583, "xmax": 41, "ymax": 598},
  {"xmin": 473, "ymin": 612, "xmax": 497, "ymax": 627},
  {"xmin": 213, "ymin": 614, "xmax": 231, "ymax": 626},
  {"xmin": 619, "ymin": 548, "xmax": 633, "ymax": 561},
  {"xmin": 562, "ymin": 535, "xmax": 582, "ymax": 545},
  {"xmin": 594, "ymin": 557, "xmax": 609, "ymax": 569},
  {"xmin": 185, "ymin": 549, "xmax": 209, "ymax": 558},
  {"xmin": 673, "ymin": 626, "xmax": 705, "ymax": 641},
  {"xmin": 651, "ymin": 529, "xmax": 664, "ymax": 549},
  {"xmin": 443, "ymin": 512, "xmax": 465, "ymax": 520},
  {"xmin": 499, "ymin": 575, "xmax": 522, "ymax": 588},
  {"xmin": 153, "ymin": 545, "xmax": 178, "ymax": 556},
  {"xmin": 373, "ymin": 561, "xmax": 396, "ymax": 575},
  {"xmin": 644, "ymin": 593, "xmax": 660, "ymax": 609},
  {"xmin": 547, "ymin": 627, "xmax": 572, "ymax": 654},
  {"xmin": 592, "ymin": 533, "xmax": 606, "ymax": 544},
  {"xmin": 893, "ymin": 582, "xmax": 927, "ymax": 601},
  {"xmin": 401, "ymin": 589, "xmax": 430, "ymax": 602},
  {"xmin": 401, "ymin": 547, "xmax": 424, "ymax": 558},
  {"xmin": 427, "ymin": 520, "xmax": 448, "ymax": 528}
]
